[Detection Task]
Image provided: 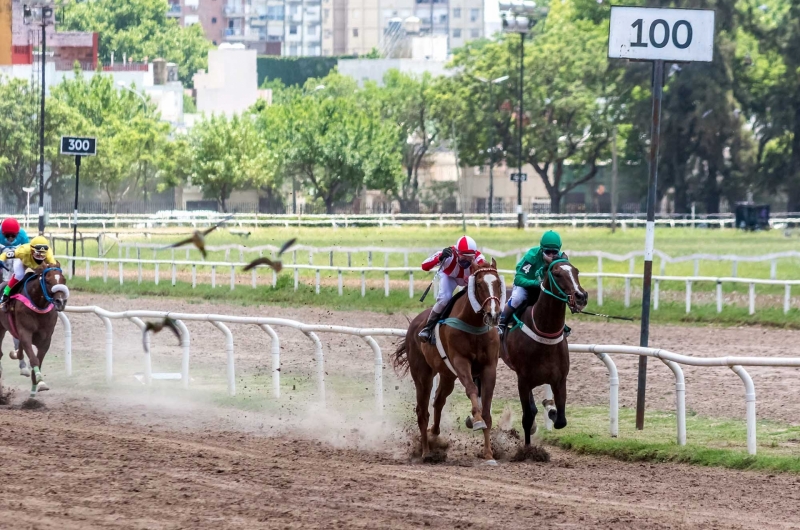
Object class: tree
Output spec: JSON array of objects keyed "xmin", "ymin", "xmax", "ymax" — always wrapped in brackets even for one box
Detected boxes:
[
  {"xmin": 260, "ymin": 74, "xmax": 403, "ymax": 213},
  {"xmin": 50, "ymin": 70, "xmax": 174, "ymax": 207},
  {"xmin": 59, "ymin": 0, "xmax": 211, "ymax": 86},
  {"xmin": 368, "ymin": 71, "xmax": 441, "ymax": 212},
  {"xmin": 445, "ymin": 0, "xmax": 618, "ymax": 213},
  {"xmin": 188, "ymin": 113, "xmax": 275, "ymax": 212}
]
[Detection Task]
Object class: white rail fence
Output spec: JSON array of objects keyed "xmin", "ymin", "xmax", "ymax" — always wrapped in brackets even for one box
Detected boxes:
[
  {"xmin": 59, "ymin": 255, "xmax": 800, "ymax": 315},
  {"xmin": 51, "ymin": 307, "xmax": 800, "ymax": 455},
  {"xmin": 112, "ymin": 244, "xmax": 800, "ymax": 281},
  {"xmin": 45, "ymin": 211, "xmax": 800, "ymax": 229}
]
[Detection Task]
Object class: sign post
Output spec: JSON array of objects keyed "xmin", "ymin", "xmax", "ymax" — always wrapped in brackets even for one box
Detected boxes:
[
  {"xmin": 60, "ymin": 136, "xmax": 97, "ymax": 276},
  {"xmin": 608, "ymin": 6, "xmax": 714, "ymax": 430}
]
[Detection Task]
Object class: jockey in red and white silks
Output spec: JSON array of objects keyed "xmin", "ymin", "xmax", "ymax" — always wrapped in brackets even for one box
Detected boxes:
[{"xmin": 418, "ymin": 235, "xmax": 486, "ymax": 342}]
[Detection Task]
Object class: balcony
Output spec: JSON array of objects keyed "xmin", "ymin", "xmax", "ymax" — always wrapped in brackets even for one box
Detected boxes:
[
  {"xmin": 167, "ymin": 3, "xmax": 181, "ymax": 17},
  {"xmin": 225, "ymin": 28, "xmax": 243, "ymax": 37},
  {"xmin": 224, "ymin": 5, "xmax": 246, "ymax": 17}
]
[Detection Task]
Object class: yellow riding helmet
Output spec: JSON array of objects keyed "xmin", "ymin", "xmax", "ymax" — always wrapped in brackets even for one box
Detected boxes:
[{"xmin": 30, "ymin": 236, "xmax": 49, "ymax": 260}]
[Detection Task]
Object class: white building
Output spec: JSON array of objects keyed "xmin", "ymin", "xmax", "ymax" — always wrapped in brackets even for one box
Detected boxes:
[{"xmin": 193, "ymin": 44, "xmax": 259, "ymax": 116}]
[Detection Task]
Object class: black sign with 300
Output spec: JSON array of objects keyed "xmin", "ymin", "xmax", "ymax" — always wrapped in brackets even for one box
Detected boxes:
[
  {"xmin": 630, "ymin": 18, "xmax": 693, "ymax": 50},
  {"xmin": 60, "ymin": 136, "xmax": 97, "ymax": 156}
]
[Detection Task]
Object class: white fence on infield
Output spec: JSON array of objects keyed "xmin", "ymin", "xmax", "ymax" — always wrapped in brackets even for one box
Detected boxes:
[
  {"xmin": 54, "ymin": 306, "xmax": 800, "ymax": 455},
  {"xmin": 60, "ymin": 255, "xmax": 800, "ymax": 316},
  {"xmin": 45, "ymin": 211, "xmax": 800, "ymax": 229}
]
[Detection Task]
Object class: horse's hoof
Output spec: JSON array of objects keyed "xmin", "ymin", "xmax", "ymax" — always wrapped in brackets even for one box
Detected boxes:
[
  {"xmin": 465, "ymin": 416, "xmax": 473, "ymax": 429},
  {"xmin": 484, "ymin": 459, "xmax": 498, "ymax": 467},
  {"xmin": 36, "ymin": 381, "xmax": 49, "ymax": 392},
  {"xmin": 548, "ymin": 408, "xmax": 557, "ymax": 422},
  {"xmin": 554, "ymin": 418, "xmax": 567, "ymax": 430},
  {"xmin": 471, "ymin": 420, "xmax": 487, "ymax": 431},
  {"xmin": 20, "ymin": 367, "xmax": 30, "ymax": 377},
  {"xmin": 9, "ymin": 350, "xmax": 19, "ymax": 360}
]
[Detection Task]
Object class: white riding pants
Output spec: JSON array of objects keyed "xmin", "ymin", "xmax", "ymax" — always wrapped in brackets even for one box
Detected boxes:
[
  {"xmin": 432, "ymin": 272, "xmax": 460, "ymax": 313},
  {"xmin": 509, "ymin": 285, "xmax": 529, "ymax": 309},
  {"xmin": 10, "ymin": 259, "xmax": 25, "ymax": 282}
]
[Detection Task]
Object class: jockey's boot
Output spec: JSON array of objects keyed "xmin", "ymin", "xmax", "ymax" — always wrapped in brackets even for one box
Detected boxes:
[
  {"xmin": 497, "ymin": 303, "xmax": 515, "ymax": 338},
  {"xmin": 0, "ymin": 288, "xmax": 10, "ymax": 311},
  {"xmin": 563, "ymin": 325, "xmax": 572, "ymax": 338},
  {"xmin": 418, "ymin": 310, "xmax": 442, "ymax": 343}
]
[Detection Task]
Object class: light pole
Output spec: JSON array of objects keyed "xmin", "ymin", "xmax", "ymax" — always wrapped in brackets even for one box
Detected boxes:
[
  {"xmin": 117, "ymin": 81, "xmax": 148, "ymax": 107},
  {"xmin": 475, "ymin": 75, "xmax": 509, "ymax": 223},
  {"xmin": 23, "ymin": 3, "xmax": 55, "ymax": 235},
  {"xmin": 22, "ymin": 186, "xmax": 35, "ymax": 229},
  {"xmin": 500, "ymin": 1, "xmax": 546, "ymax": 229}
]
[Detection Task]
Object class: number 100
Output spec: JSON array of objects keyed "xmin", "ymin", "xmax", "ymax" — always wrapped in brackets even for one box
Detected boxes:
[{"xmin": 631, "ymin": 18, "xmax": 692, "ymax": 49}]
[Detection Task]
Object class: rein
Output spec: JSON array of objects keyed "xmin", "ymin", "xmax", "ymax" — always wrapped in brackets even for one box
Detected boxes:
[
  {"xmin": 467, "ymin": 266, "xmax": 505, "ymax": 315},
  {"xmin": 540, "ymin": 258, "xmax": 571, "ymax": 304},
  {"xmin": 23, "ymin": 267, "xmax": 62, "ymax": 310}
]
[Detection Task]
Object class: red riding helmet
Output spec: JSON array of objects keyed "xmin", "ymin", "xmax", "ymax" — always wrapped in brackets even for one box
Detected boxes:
[
  {"xmin": 455, "ymin": 235, "xmax": 478, "ymax": 256},
  {"xmin": 1, "ymin": 218, "xmax": 20, "ymax": 237}
]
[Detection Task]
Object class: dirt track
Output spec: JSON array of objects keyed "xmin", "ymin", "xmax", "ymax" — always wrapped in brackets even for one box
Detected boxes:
[
  {"xmin": 2, "ymin": 399, "xmax": 800, "ymax": 530},
  {"xmin": 2, "ymin": 293, "xmax": 800, "ymax": 528}
]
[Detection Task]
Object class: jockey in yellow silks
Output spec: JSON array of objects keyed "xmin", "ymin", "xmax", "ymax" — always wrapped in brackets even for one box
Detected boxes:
[{"xmin": 0, "ymin": 236, "xmax": 57, "ymax": 307}]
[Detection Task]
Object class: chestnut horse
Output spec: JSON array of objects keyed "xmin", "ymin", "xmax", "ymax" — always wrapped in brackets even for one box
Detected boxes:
[
  {"xmin": 0, "ymin": 263, "xmax": 69, "ymax": 397},
  {"xmin": 392, "ymin": 260, "xmax": 505, "ymax": 462},
  {"xmin": 501, "ymin": 258, "xmax": 588, "ymax": 446}
]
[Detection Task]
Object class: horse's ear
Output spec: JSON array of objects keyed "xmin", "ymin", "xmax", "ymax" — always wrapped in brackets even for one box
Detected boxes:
[
  {"xmin": 491, "ymin": 258, "xmax": 497, "ymax": 269},
  {"xmin": 55, "ymin": 261, "xmax": 62, "ymax": 268}
]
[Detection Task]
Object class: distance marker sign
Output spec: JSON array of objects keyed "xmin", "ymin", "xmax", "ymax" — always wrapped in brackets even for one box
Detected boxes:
[
  {"xmin": 60, "ymin": 136, "xmax": 97, "ymax": 157},
  {"xmin": 608, "ymin": 7, "xmax": 714, "ymax": 62}
]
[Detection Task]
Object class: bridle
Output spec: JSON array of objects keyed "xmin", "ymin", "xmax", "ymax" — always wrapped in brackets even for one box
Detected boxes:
[
  {"xmin": 469, "ymin": 266, "xmax": 502, "ymax": 315},
  {"xmin": 541, "ymin": 258, "xmax": 579, "ymax": 313},
  {"xmin": 23, "ymin": 267, "xmax": 65, "ymax": 309}
]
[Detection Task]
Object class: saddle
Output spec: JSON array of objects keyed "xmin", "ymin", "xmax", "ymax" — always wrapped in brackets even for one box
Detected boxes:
[{"xmin": 439, "ymin": 287, "xmax": 467, "ymax": 321}]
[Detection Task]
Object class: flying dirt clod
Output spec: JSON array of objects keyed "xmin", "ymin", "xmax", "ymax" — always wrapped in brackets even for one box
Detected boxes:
[
  {"xmin": 164, "ymin": 215, "xmax": 234, "ymax": 259},
  {"xmin": 142, "ymin": 317, "xmax": 182, "ymax": 352}
]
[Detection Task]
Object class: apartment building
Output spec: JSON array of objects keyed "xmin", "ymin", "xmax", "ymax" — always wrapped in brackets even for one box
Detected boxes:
[{"xmin": 169, "ymin": 0, "xmax": 484, "ymax": 57}]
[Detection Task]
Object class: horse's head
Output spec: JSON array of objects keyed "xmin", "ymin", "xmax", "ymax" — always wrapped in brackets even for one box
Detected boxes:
[
  {"xmin": 468, "ymin": 258, "xmax": 506, "ymax": 327},
  {"xmin": 39, "ymin": 262, "xmax": 69, "ymax": 312},
  {"xmin": 543, "ymin": 259, "xmax": 588, "ymax": 314}
]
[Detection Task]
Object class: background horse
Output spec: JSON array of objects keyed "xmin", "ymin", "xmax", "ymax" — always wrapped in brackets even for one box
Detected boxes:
[
  {"xmin": 502, "ymin": 258, "xmax": 588, "ymax": 446},
  {"xmin": 392, "ymin": 260, "xmax": 505, "ymax": 462},
  {"xmin": 0, "ymin": 263, "xmax": 69, "ymax": 397}
]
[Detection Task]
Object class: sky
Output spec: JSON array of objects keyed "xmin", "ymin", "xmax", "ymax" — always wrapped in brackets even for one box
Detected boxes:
[{"xmin": 485, "ymin": 0, "xmax": 502, "ymax": 36}]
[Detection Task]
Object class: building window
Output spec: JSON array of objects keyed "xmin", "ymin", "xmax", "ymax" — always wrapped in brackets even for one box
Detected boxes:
[
  {"xmin": 470, "ymin": 8, "xmax": 480, "ymax": 22},
  {"xmin": 353, "ymin": 28, "xmax": 359, "ymax": 37},
  {"xmin": 323, "ymin": 8, "xmax": 329, "ymax": 20},
  {"xmin": 470, "ymin": 28, "xmax": 480, "ymax": 38},
  {"xmin": 453, "ymin": 8, "xmax": 461, "ymax": 18},
  {"xmin": 439, "ymin": 14, "xmax": 447, "ymax": 24},
  {"xmin": 324, "ymin": 29, "xmax": 332, "ymax": 38},
  {"xmin": 211, "ymin": 17, "xmax": 217, "ymax": 24},
  {"xmin": 453, "ymin": 28, "xmax": 461, "ymax": 38},
  {"xmin": 290, "ymin": 25, "xmax": 298, "ymax": 35}
]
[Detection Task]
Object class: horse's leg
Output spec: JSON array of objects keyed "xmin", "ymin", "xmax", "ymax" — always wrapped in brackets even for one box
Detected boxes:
[
  {"xmin": 15, "ymin": 337, "xmax": 28, "ymax": 376},
  {"xmin": 518, "ymin": 380, "xmax": 538, "ymax": 446},
  {"xmin": 450, "ymin": 355, "xmax": 484, "ymax": 430},
  {"xmin": 413, "ymin": 370, "xmax": 435, "ymax": 460},
  {"xmin": 479, "ymin": 365, "xmax": 497, "ymax": 461},
  {"xmin": 431, "ymin": 374, "xmax": 455, "ymax": 436},
  {"xmin": 17, "ymin": 330, "xmax": 40, "ymax": 398},
  {"xmin": 33, "ymin": 334, "xmax": 51, "ymax": 392},
  {"xmin": 552, "ymin": 378, "xmax": 568, "ymax": 430}
]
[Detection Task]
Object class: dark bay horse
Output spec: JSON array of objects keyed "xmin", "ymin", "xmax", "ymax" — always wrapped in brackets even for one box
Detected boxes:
[
  {"xmin": 0, "ymin": 263, "xmax": 69, "ymax": 397},
  {"xmin": 502, "ymin": 258, "xmax": 588, "ymax": 446},
  {"xmin": 392, "ymin": 260, "xmax": 505, "ymax": 462}
]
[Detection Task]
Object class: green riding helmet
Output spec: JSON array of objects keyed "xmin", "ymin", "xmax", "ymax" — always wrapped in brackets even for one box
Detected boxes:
[{"xmin": 539, "ymin": 230, "xmax": 562, "ymax": 251}]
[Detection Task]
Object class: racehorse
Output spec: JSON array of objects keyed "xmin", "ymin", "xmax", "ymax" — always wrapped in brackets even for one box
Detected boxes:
[
  {"xmin": 0, "ymin": 263, "xmax": 69, "ymax": 397},
  {"xmin": 392, "ymin": 260, "xmax": 505, "ymax": 463},
  {"xmin": 501, "ymin": 258, "xmax": 588, "ymax": 446}
]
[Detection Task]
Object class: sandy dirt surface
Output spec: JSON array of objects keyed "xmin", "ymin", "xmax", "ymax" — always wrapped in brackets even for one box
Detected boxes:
[
  {"xmin": 19, "ymin": 292, "xmax": 800, "ymax": 424},
  {"xmin": 2, "ymin": 293, "xmax": 800, "ymax": 528},
  {"xmin": 2, "ymin": 397, "xmax": 800, "ymax": 530}
]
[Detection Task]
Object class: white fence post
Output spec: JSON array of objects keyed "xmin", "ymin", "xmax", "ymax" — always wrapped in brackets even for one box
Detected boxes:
[
  {"xmin": 212, "ymin": 321, "xmax": 235, "ymax": 396},
  {"xmin": 315, "ymin": 269, "xmax": 320, "ymax": 294},
  {"xmin": 593, "ymin": 352, "xmax": 618, "ymax": 437},
  {"xmin": 661, "ymin": 359, "xmax": 686, "ymax": 446},
  {"xmin": 730, "ymin": 365, "xmax": 757, "ymax": 455},
  {"xmin": 174, "ymin": 319, "xmax": 191, "ymax": 389},
  {"xmin": 304, "ymin": 331, "xmax": 325, "ymax": 405},
  {"xmin": 294, "ymin": 268, "xmax": 299, "ymax": 291},
  {"xmin": 361, "ymin": 271, "xmax": 366, "ymax": 297},
  {"xmin": 363, "ymin": 335, "xmax": 383, "ymax": 414},
  {"xmin": 597, "ymin": 258, "xmax": 603, "ymax": 306},
  {"xmin": 230, "ymin": 265, "xmax": 235, "ymax": 291},
  {"xmin": 624, "ymin": 278, "xmax": 631, "ymax": 308},
  {"xmin": 685, "ymin": 281, "xmax": 692, "ymax": 314},
  {"xmin": 716, "ymin": 282, "xmax": 723, "ymax": 313},
  {"xmin": 259, "ymin": 324, "xmax": 280, "ymax": 399},
  {"xmin": 749, "ymin": 283, "xmax": 755, "ymax": 315},
  {"xmin": 172, "ymin": 264, "xmax": 177, "ymax": 286},
  {"xmin": 785, "ymin": 284, "xmax": 791, "ymax": 314},
  {"xmin": 58, "ymin": 312, "xmax": 72, "ymax": 376},
  {"xmin": 192, "ymin": 265, "xmax": 197, "ymax": 288},
  {"xmin": 384, "ymin": 272, "xmax": 390, "ymax": 297},
  {"xmin": 154, "ymin": 263, "xmax": 159, "ymax": 286},
  {"xmin": 409, "ymin": 272, "xmax": 414, "ymax": 298},
  {"xmin": 85, "ymin": 260, "xmax": 90, "ymax": 281},
  {"xmin": 130, "ymin": 317, "xmax": 151, "ymax": 384},
  {"xmin": 338, "ymin": 270, "xmax": 343, "ymax": 296},
  {"xmin": 99, "ymin": 315, "xmax": 113, "ymax": 383},
  {"xmin": 770, "ymin": 259, "xmax": 777, "ymax": 280}
]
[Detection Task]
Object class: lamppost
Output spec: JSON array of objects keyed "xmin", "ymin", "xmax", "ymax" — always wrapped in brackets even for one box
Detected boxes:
[
  {"xmin": 500, "ymin": 1, "xmax": 547, "ymax": 229},
  {"xmin": 475, "ymin": 75, "xmax": 509, "ymax": 223},
  {"xmin": 116, "ymin": 81, "xmax": 148, "ymax": 108},
  {"xmin": 23, "ymin": 2, "xmax": 55, "ymax": 235},
  {"xmin": 22, "ymin": 186, "xmax": 35, "ymax": 229}
]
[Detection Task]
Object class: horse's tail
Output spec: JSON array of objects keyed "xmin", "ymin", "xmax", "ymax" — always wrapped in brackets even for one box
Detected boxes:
[{"xmin": 391, "ymin": 337, "xmax": 410, "ymax": 377}]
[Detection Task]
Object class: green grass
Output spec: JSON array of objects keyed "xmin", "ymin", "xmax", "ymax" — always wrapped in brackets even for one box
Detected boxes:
[
  {"xmin": 541, "ymin": 406, "xmax": 800, "ymax": 472},
  {"xmin": 66, "ymin": 274, "xmax": 800, "ymax": 329}
]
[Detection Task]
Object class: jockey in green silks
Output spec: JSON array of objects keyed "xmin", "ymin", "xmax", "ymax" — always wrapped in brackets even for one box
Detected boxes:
[{"xmin": 498, "ymin": 230, "xmax": 570, "ymax": 337}]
